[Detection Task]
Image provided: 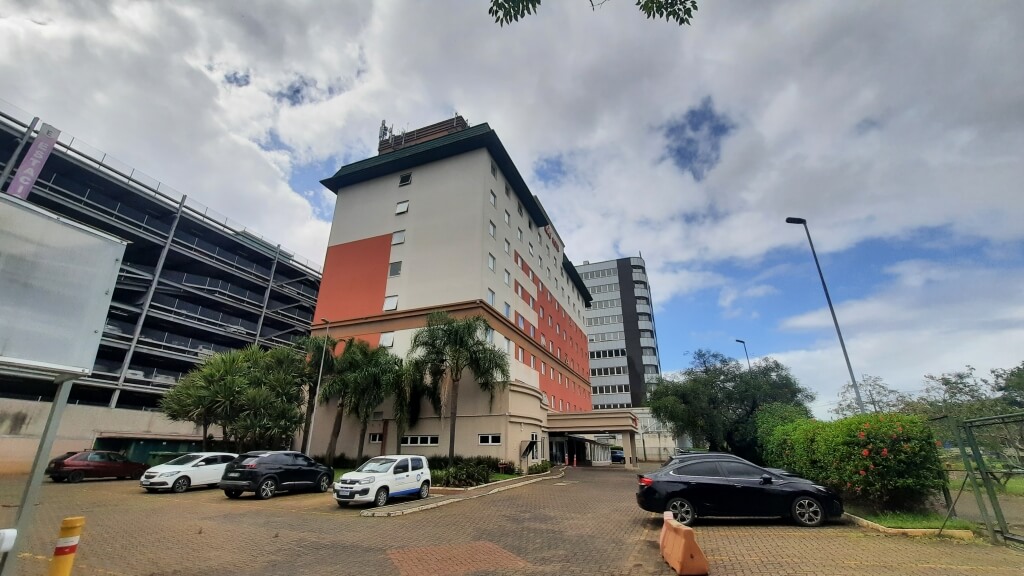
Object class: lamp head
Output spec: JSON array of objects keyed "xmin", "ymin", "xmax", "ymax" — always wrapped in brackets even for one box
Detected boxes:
[{"xmin": 785, "ymin": 217, "xmax": 806, "ymax": 225}]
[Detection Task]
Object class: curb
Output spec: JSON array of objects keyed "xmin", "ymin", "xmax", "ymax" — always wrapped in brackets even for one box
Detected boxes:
[
  {"xmin": 843, "ymin": 513, "xmax": 975, "ymax": 540},
  {"xmin": 360, "ymin": 466, "xmax": 567, "ymax": 517}
]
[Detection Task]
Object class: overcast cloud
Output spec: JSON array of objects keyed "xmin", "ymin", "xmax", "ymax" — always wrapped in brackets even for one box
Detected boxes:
[{"xmin": 2, "ymin": 0, "xmax": 1022, "ymax": 416}]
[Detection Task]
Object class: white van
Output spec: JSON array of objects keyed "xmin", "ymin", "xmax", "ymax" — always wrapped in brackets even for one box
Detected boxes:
[{"xmin": 333, "ymin": 455, "xmax": 430, "ymax": 507}]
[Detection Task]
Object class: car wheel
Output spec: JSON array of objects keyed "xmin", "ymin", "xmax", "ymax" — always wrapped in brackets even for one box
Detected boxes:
[
  {"xmin": 145, "ymin": 488, "xmax": 158, "ymax": 494},
  {"xmin": 792, "ymin": 496, "xmax": 825, "ymax": 527},
  {"xmin": 373, "ymin": 487, "xmax": 389, "ymax": 507},
  {"xmin": 666, "ymin": 497, "xmax": 696, "ymax": 526},
  {"xmin": 257, "ymin": 478, "xmax": 277, "ymax": 500},
  {"xmin": 418, "ymin": 481, "xmax": 430, "ymax": 500},
  {"xmin": 171, "ymin": 476, "xmax": 191, "ymax": 494},
  {"xmin": 67, "ymin": 471, "xmax": 85, "ymax": 484},
  {"xmin": 50, "ymin": 476, "xmax": 64, "ymax": 483},
  {"xmin": 224, "ymin": 489, "xmax": 243, "ymax": 499},
  {"xmin": 315, "ymin": 474, "xmax": 330, "ymax": 493}
]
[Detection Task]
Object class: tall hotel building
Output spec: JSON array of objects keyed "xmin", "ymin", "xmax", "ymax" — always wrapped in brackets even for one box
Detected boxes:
[
  {"xmin": 309, "ymin": 117, "xmax": 632, "ymax": 465},
  {"xmin": 576, "ymin": 257, "xmax": 662, "ymax": 410}
]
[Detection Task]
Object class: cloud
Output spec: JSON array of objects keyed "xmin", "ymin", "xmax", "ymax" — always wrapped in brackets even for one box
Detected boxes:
[
  {"xmin": 718, "ymin": 284, "xmax": 777, "ymax": 318},
  {"xmin": 773, "ymin": 259, "xmax": 1024, "ymax": 417}
]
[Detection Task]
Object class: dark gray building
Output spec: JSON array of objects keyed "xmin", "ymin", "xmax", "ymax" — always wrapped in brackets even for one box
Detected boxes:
[
  {"xmin": 0, "ymin": 102, "xmax": 321, "ymax": 409},
  {"xmin": 576, "ymin": 256, "xmax": 661, "ymax": 409}
]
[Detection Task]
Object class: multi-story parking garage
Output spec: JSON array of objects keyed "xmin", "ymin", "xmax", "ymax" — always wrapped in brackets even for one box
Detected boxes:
[{"xmin": 0, "ymin": 101, "xmax": 321, "ymax": 409}]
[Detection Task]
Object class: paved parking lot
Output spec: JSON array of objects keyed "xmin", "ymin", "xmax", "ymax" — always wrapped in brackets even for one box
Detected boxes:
[{"xmin": 1, "ymin": 467, "xmax": 1022, "ymax": 576}]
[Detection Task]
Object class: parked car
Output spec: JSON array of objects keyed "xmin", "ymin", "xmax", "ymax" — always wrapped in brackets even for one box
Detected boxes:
[
  {"xmin": 218, "ymin": 451, "xmax": 332, "ymax": 500},
  {"xmin": 611, "ymin": 450, "xmax": 625, "ymax": 463},
  {"xmin": 140, "ymin": 452, "xmax": 237, "ymax": 493},
  {"xmin": 636, "ymin": 456, "xmax": 843, "ymax": 527},
  {"xmin": 45, "ymin": 450, "xmax": 147, "ymax": 483},
  {"xmin": 662, "ymin": 451, "xmax": 797, "ymax": 478},
  {"xmin": 334, "ymin": 455, "xmax": 431, "ymax": 508}
]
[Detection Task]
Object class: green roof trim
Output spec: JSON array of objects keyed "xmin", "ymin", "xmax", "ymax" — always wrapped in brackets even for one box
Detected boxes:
[{"xmin": 320, "ymin": 123, "xmax": 550, "ymax": 228}]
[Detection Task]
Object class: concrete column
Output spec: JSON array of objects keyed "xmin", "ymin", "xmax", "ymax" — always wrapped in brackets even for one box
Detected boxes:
[
  {"xmin": 253, "ymin": 244, "xmax": 281, "ymax": 346},
  {"xmin": 111, "ymin": 195, "xmax": 186, "ymax": 408},
  {"xmin": 623, "ymin": 431, "xmax": 638, "ymax": 470}
]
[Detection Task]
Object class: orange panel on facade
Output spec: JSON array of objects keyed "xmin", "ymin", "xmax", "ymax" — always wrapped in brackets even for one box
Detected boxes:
[{"xmin": 315, "ymin": 235, "xmax": 393, "ymax": 322}]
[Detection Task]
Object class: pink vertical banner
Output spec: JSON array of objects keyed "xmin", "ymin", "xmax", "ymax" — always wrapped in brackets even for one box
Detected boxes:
[{"xmin": 6, "ymin": 123, "xmax": 60, "ymax": 200}]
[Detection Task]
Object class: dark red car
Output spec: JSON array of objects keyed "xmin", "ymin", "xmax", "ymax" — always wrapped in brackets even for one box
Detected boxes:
[{"xmin": 45, "ymin": 450, "xmax": 147, "ymax": 483}]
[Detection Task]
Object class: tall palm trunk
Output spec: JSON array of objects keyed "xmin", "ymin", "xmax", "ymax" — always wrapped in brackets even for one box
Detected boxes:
[
  {"xmin": 301, "ymin": 383, "xmax": 316, "ymax": 452},
  {"xmin": 325, "ymin": 400, "xmax": 345, "ymax": 467},
  {"xmin": 447, "ymin": 377, "xmax": 461, "ymax": 461},
  {"xmin": 394, "ymin": 420, "xmax": 405, "ymax": 455},
  {"xmin": 201, "ymin": 419, "xmax": 209, "ymax": 452},
  {"xmin": 357, "ymin": 421, "xmax": 368, "ymax": 461}
]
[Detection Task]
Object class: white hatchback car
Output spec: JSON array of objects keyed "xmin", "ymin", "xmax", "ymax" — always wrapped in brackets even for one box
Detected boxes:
[
  {"xmin": 334, "ymin": 455, "xmax": 430, "ymax": 507},
  {"xmin": 141, "ymin": 452, "xmax": 237, "ymax": 493}
]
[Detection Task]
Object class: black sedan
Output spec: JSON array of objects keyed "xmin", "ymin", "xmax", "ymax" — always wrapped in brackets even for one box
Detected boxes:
[
  {"xmin": 662, "ymin": 451, "xmax": 798, "ymax": 478},
  {"xmin": 636, "ymin": 457, "xmax": 843, "ymax": 527}
]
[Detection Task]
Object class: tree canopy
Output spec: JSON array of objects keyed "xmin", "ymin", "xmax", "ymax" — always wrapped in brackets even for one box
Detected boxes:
[
  {"xmin": 488, "ymin": 0, "xmax": 698, "ymax": 27},
  {"xmin": 648, "ymin": 349, "xmax": 814, "ymax": 462}
]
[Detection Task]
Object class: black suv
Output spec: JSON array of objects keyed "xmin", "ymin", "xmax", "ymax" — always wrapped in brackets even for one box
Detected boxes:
[{"xmin": 219, "ymin": 451, "xmax": 333, "ymax": 500}]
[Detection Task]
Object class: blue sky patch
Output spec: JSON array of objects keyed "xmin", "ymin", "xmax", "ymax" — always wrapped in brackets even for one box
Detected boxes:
[
  {"xmin": 224, "ymin": 70, "xmax": 251, "ymax": 87},
  {"xmin": 662, "ymin": 96, "xmax": 735, "ymax": 182},
  {"xmin": 534, "ymin": 155, "xmax": 569, "ymax": 186}
]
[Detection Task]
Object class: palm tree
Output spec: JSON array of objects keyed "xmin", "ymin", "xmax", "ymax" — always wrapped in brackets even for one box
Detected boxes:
[
  {"xmin": 160, "ymin": 374, "xmax": 214, "ymax": 450},
  {"xmin": 408, "ymin": 311, "xmax": 510, "ymax": 461},
  {"xmin": 318, "ymin": 338, "xmax": 372, "ymax": 466},
  {"xmin": 294, "ymin": 335, "xmax": 339, "ymax": 452},
  {"xmin": 347, "ymin": 345, "xmax": 403, "ymax": 461},
  {"xmin": 392, "ymin": 357, "xmax": 441, "ymax": 455}
]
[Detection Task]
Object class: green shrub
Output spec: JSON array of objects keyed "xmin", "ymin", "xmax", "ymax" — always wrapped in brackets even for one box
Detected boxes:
[
  {"xmin": 426, "ymin": 455, "xmax": 505, "ymax": 473},
  {"xmin": 527, "ymin": 461, "xmax": 552, "ymax": 474},
  {"xmin": 764, "ymin": 413, "xmax": 945, "ymax": 511},
  {"xmin": 433, "ymin": 463, "xmax": 492, "ymax": 487}
]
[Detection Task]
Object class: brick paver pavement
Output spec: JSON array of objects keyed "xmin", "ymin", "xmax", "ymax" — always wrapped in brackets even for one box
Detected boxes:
[{"xmin": 1, "ymin": 467, "xmax": 1022, "ymax": 575}]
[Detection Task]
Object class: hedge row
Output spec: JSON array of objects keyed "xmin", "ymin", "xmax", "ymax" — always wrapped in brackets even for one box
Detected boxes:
[
  {"xmin": 763, "ymin": 413, "xmax": 945, "ymax": 511},
  {"xmin": 432, "ymin": 464, "xmax": 492, "ymax": 487}
]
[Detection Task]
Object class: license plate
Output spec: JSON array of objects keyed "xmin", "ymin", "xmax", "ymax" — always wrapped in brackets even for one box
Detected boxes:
[
  {"xmin": 227, "ymin": 472, "xmax": 240, "ymax": 477},
  {"xmin": 337, "ymin": 489, "xmax": 351, "ymax": 495},
  {"xmin": 141, "ymin": 480, "xmax": 150, "ymax": 485}
]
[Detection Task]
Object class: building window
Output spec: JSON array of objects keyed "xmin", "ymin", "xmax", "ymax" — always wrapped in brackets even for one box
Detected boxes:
[
  {"xmin": 505, "ymin": 184, "xmax": 511, "ymax": 197},
  {"xmin": 395, "ymin": 200, "xmax": 409, "ymax": 215},
  {"xmin": 530, "ymin": 325, "xmax": 535, "ymax": 338},
  {"xmin": 504, "ymin": 302, "xmax": 511, "ymax": 317},
  {"xmin": 479, "ymin": 434, "xmax": 501, "ymax": 445},
  {"xmin": 489, "ymin": 190, "xmax": 496, "ymax": 207},
  {"xmin": 541, "ymin": 361, "xmax": 546, "ymax": 375},
  {"xmin": 369, "ymin": 433, "xmax": 383, "ymax": 443},
  {"xmin": 506, "ymin": 338, "xmax": 513, "ymax": 355},
  {"xmin": 380, "ymin": 332, "xmax": 395, "ymax": 347},
  {"xmin": 486, "ymin": 327, "xmax": 494, "ymax": 343},
  {"xmin": 517, "ymin": 203, "xmax": 523, "ymax": 217},
  {"xmin": 530, "ymin": 354, "xmax": 536, "ymax": 368},
  {"xmin": 487, "ymin": 289, "xmax": 495, "ymax": 306},
  {"xmin": 491, "ymin": 161, "xmax": 498, "ymax": 178},
  {"xmin": 504, "ymin": 239, "xmax": 510, "ymax": 254},
  {"xmin": 504, "ymin": 210, "xmax": 511, "ymax": 225},
  {"xmin": 392, "ymin": 230, "xmax": 406, "ymax": 245},
  {"xmin": 517, "ymin": 228, "xmax": 523, "ymax": 241},
  {"xmin": 399, "ymin": 173, "xmax": 412, "ymax": 186},
  {"xmin": 644, "ymin": 365, "xmax": 660, "ymax": 375},
  {"xmin": 517, "ymin": 314, "xmax": 525, "ymax": 329},
  {"xmin": 488, "ymin": 253, "xmax": 496, "ymax": 271},
  {"xmin": 489, "ymin": 221, "xmax": 496, "ymax": 238},
  {"xmin": 401, "ymin": 435, "xmax": 439, "ymax": 446},
  {"xmin": 389, "ymin": 261, "xmax": 402, "ymax": 277},
  {"xmin": 504, "ymin": 270, "xmax": 510, "ymax": 285},
  {"xmin": 517, "ymin": 347, "xmax": 524, "ymax": 362},
  {"xmin": 383, "ymin": 295, "xmax": 398, "ymax": 311},
  {"xmin": 529, "ymin": 243, "xmax": 534, "ymax": 256},
  {"xmin": 559, "ymin": 399, "xmax": 563, "ymax": 411}
]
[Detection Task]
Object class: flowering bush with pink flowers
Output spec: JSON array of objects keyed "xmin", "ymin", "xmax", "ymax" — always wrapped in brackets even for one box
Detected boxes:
[{"xmin": 764, "ymin": 414, "xmax": 945, "ymax": 511}]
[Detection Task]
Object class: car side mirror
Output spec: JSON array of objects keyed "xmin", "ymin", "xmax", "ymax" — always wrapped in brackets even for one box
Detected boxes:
[
  {"xmin": 760, "ymin": 474, "xmax": 773, "ymax": 485},
  {"xmin": 196, "ymin": 462, "xmax": 206, "ymax": 467}
]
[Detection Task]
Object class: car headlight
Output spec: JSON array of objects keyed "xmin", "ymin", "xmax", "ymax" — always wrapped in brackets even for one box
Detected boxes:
[
  {"xmin": 358, "ymin": 476, "xmax": 375, "ymax": 485},
  {"xmin": 333, "ymin": 482, "xmax": 341, "ymax": 489},
  {"xmin": 158, "ymin": 471, "xmax": 180, "ymax": 478}
]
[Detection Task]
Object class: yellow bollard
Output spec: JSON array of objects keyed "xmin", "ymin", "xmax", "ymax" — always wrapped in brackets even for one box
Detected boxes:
[{"xmin": 47, "ymin": 516, "xmax": 85, "ymax": 576}]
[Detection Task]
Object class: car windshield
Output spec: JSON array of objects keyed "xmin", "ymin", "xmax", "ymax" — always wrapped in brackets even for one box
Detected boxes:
[
  {"xmin": 163, "ymin": 454, "xmax": 202, "ymax": 466},
  {"xmin": 356, "ymin": 458, "xmax": 396, "ymax": 473}
]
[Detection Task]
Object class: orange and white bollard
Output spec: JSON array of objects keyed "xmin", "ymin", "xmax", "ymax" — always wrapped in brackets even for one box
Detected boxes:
[
  {"xmin": 47, "ymin": 516, "xmax": 85, "ymax": 576},
  {"xmin": 564, "ymin": 454, "xmax": 568, "ymax": 466},
  {"xmin": 573, "ymin": 455, "xmax": 577, "ymax": 468}
]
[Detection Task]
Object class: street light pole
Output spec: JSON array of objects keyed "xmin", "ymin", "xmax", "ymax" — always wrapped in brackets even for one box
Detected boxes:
[
  {"xmin": 304, "ymin": 317, "xmax": 330, "ymax": 453},
  {"xmin": 735, "ymin": 339, "xmax": 751, "ymax": 370},
  {"xmin": 786, "ymin": 217, "xmax": 866, "ymax": 413}
]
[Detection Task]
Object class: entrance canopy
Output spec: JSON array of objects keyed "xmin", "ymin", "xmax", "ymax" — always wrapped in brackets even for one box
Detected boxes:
[{"xmin": 547, "ymin": 409, "xmax": 639, "ymax": 435}]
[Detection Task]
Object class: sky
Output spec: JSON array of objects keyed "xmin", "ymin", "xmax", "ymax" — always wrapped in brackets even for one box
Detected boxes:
[{"xmin": 2, "ymin": 1, "xmax": 1022, "ymax": 418}]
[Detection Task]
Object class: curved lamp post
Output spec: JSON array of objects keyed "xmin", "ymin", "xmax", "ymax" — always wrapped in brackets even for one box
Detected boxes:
[
  {"xmin": 786, "ymin": 217, "xmax": 866, "ymax": 413},
  {"xmin": 735, "ymin": 339, "xmax": 751, "ymax": 370}
]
